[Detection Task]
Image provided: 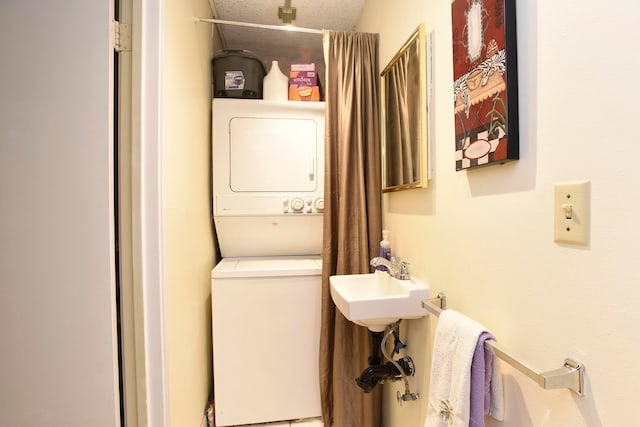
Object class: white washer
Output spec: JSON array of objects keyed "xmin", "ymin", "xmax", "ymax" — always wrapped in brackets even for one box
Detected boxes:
[{"xmin": 211, "ymin": 256, "xmax": 323, "ymax": 427}]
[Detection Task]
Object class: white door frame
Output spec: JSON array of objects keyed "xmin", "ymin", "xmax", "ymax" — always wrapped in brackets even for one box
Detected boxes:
[{"xmin": 133, "ymin": 0, "xmax": 169, "ymax": 425}]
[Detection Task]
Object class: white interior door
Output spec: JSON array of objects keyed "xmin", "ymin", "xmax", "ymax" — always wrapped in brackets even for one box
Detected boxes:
[{"xmin": 0, "ymin": 1, "xmax": 121, "ymax": 426}]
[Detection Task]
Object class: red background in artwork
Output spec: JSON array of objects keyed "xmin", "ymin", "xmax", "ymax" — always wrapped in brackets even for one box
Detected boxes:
[{"xmin": 452, "ymin": 0, "xmax": 505, "ymax": 80}]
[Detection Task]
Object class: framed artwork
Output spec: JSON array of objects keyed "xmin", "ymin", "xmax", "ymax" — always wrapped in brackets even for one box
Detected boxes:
[{"xmin": 451, "ymin": 0, "xmax": 519, "ymax": 170}]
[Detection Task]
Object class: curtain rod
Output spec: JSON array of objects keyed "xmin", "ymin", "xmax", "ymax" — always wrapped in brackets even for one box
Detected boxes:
[{"xmin": 198, "ymin": 18, "xmax": 323, "ymax": 35}]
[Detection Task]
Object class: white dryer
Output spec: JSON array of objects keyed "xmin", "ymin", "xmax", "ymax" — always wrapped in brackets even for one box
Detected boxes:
[
  {"xmin": 212, "ymin": 98, "xmax": 325, "ymax": 257},
  {"xmin": 211, "ymin": 99, "xmax": 326, "ymax": 426}
]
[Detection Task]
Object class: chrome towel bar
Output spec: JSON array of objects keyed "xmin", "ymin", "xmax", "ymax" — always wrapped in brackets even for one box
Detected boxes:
[{"xmin": 422, "ymin": 293, "xmax": 585, "ymax": 397}]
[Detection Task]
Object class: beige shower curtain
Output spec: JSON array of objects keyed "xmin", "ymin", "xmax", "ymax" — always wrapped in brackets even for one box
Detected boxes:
[{"xmin": 320, "ymin": 31, "xmax": 382, "ymax": 427}]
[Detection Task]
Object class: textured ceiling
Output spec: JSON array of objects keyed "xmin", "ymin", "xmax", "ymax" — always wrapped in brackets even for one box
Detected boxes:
[{"xmin": 211, "ymin": 0, "xmax": 365, "ymax": 78}]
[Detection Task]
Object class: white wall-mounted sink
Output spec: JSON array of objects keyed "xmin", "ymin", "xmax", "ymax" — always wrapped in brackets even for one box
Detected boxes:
[{"xmin": 329, "ymin": 271, "xmax": 430, "ymax": 332}]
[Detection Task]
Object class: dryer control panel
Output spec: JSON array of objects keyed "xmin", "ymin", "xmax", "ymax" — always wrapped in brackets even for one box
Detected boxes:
[
  {"xmin": 215, "ymin": 194, "xmax": 324, "ymax": 216},
  {"xmin": 283, "ymin": 197, "xmax": 324, "ymax": 214}
]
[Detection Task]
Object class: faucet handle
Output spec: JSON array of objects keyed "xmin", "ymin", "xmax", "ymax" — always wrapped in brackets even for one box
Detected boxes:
[
  {"xmin": 390, "ymin": 256, "xmax": 401, "ymax": 266},
  {"xmin": 398, "ymin": 261, "xmax": 411, "ymax": 280}
]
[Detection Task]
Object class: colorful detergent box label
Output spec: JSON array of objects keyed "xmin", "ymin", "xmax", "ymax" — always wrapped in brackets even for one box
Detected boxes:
[
  {"xmin": 290, "ymin": 70, "xmax": 317, "ymax": 87},
  {"xmin": 288, "ymin": 85, "xmax": 320, "ymax": 101}
]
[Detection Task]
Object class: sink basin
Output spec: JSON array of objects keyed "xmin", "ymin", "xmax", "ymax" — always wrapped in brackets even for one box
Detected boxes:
[{"xmin": 329, "ymin": 271, "xmax": 429, "ymax": 332}]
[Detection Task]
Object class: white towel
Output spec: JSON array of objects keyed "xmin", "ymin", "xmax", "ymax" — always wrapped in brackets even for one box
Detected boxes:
[{"xmin": 424, "ymin": 310, "xmax": 504, "ymax": 427}]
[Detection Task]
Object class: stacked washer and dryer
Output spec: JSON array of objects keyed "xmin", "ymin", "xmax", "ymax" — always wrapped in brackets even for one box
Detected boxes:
[{"xmin": 211, "ymin": 98, "xmax": 325, "ymax": 427}]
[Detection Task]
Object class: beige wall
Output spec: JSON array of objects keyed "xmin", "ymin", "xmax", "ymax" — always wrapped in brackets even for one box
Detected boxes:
[
  {"xmin": 163, "ymin": 0, "xmax": 217, "ymax": 424},
  {"xmin": 358, "ymin": 0, "xmax": 640, "ymax": 426}
]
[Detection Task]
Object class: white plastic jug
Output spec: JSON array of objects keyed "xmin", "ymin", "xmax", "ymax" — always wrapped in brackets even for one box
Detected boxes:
[{"xmin": 263, "ymin": 60, "xmax": 289, "ymax": 101}]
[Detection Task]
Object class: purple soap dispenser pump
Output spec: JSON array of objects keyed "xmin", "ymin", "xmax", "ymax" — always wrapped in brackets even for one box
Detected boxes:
[{"xmin": 377, "ymin": 230, "xmax": 391, "ymax": 271}]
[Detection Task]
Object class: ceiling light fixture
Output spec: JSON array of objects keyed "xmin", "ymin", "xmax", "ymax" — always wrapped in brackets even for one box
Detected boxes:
[{"xmin": 278, "ymin": 0, "xmax": 297, "ymax": 24}]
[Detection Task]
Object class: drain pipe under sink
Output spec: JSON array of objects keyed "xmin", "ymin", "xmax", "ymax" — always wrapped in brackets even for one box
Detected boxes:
[{"xmin": 355, "ymin": 321, "xmax": 420, "ymax": 404}]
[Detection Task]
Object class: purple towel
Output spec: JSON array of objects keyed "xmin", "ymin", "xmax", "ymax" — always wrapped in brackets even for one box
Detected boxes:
[{"xmin": 469, "ymin": 331, "xmax": 495, "ymax": 427}]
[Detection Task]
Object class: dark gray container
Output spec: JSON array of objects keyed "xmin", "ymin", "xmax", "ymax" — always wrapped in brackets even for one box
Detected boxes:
[{"xmin": 212, "ymin": 50, "xmax": 267, "ymax": 99}]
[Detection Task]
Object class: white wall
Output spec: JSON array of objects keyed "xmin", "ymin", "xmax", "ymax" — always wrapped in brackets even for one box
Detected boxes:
[
  {"xmin": 358, "ymin": 1, "xmax": 640, "ymax": 426},
  {"xmin": 0, "ymin": 1, "xmax": 120, "ymax": 426},
  {"xmin": 163, "ymin": 0, "xmax": 217, "ymax": 424}
]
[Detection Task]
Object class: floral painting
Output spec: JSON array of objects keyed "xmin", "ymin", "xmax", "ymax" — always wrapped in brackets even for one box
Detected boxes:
[{"xmin": 452, "ymin": 0, "xmax": 519, "ymax": 170}]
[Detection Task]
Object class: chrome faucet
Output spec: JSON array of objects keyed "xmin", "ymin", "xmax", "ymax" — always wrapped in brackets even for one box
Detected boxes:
[{"xmin": 370, "ymin": 257, "xmax": 411, "ymax": 280}]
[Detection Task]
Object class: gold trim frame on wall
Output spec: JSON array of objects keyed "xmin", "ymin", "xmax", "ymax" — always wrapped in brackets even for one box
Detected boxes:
[
  {"xmin": 381, "ymin": 23, "xmax": 429, "ymax": 192},
  {"xmin": 452, "ymin": 0, "xmax": 519, "ymax": 170}
]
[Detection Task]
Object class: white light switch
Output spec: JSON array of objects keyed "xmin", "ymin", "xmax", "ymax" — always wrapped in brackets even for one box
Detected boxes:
[{"xmin": 554, "ymin": 181, "xmax": 590, "ymax": 245}]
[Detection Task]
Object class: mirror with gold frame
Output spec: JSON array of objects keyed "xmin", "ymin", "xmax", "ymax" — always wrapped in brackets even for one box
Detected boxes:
[{"xmin": 381, "ymin": 23, "xmax": 429, "ymax": 192}]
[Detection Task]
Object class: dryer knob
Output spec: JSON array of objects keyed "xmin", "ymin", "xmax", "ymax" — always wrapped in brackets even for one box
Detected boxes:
[
  {"xmin": 290, "ymin": 197, "xmax": 305, "ymax": 212},
  {"xmin": 314, "ymin": 198, "xmax": 325, "ymax": 212}
]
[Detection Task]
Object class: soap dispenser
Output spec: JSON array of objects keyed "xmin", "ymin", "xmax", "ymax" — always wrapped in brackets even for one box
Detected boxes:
[
  {"xmin": 263, "ymin": 60, "xmax": 288, "ymax": 101},
  {"xmin": 377, "ymin": 230, "xmax": 391, "ymax": 271}
]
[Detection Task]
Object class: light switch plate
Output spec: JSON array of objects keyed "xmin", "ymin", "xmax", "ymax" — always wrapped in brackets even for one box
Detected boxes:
[{"xmin": 554, "ymin": 180, "xmax": 590, "ymax": 245}]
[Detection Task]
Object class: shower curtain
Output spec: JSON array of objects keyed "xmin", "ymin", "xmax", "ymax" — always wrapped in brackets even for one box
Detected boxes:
[{"xmin": 320, "ymin": 31, "xmax": 382, "ymax": 427}]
